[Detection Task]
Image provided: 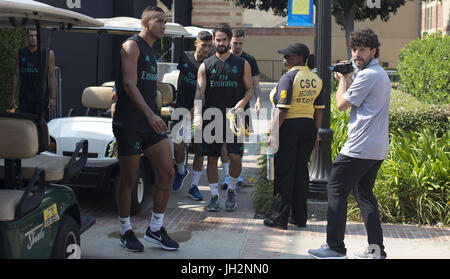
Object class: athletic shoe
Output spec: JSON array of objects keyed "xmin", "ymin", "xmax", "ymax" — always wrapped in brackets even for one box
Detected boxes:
[
  {"xmin": 236, "ymin": 176, "xmax": 244, "ymax": 192},
  {"xmin": 308, "ymin": 244, "xmax": 348, "ymax": 259},
  {"xmin": 144, "ymin": 226, "xmax": 179, "ymax": 251},
  {"xmin": 221, "ymin": 174, "xmax": 230, "ymax": 190},
  {"xmin": 225, "ymin": 189, "xmax": 237, "ymax": 211},
  {"xmin": 120, "ymin": 230, "xmax": 144, "ymax": 252},
  {"xmin": 206, "ymin": 195, "xmax": 220, "ymax": 211},
  {"xmin": 354, "ymin": 246, "xmax": 387, "ymax": 259},
  {"xmin": 172, "ymin": 169, "xmax": 189, "ymax": 192},
  {"xmin": 188, "ymin": 184, "xmax": 203, "ymax": 201}
]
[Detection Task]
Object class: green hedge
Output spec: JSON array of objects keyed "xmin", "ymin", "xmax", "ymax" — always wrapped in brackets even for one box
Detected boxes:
[
  {"xmin": 398, "ymin": 31, "xmax": 450, "ymax": 104},
  {"xmin": 389, "ymin": 106, "xmax": 449, "ymax": 138},
  {"xmin": 348, "ymin": 128, "xmax": 449, "ymax": 225},
  {"xmin": 0, "ymin": 28, "xmax": 27, "ymax": 112}
]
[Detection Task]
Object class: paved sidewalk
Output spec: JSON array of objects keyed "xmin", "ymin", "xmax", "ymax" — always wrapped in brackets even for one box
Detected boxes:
[{"xmin": 79, "ymin": 85, "xmax": 450, "ymax": 259}]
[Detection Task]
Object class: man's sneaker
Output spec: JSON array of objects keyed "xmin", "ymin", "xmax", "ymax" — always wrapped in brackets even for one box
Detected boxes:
[
  {"xmin": 354, "ymin": 245, "xmax": 387, "ymax": 259},
  {"xmin": 236, "ymin": 176, "xmax": 244, "ymax": 192},
  {"xmin": 172, "ymin": 169, "xmax": 189, "ymax": 192},
  {"xmin": 188, "ymin": 184, "xmax": 203, "ymax": 201},
  {"xmin": 120, "ymin": 230, "xmax": 144, "ymax": 252},
  {"xmin": 308, "ymin": 244, "xmax": 348, "ymax": 259},
  {"xmin": 221, "ymin": 174, "xmax": 230, "ymax": 190},
  {"xmin": 206, "ymin": 195, "xmax": 220, "ymax": 211},
  {"xmin": 144, "ymin": 226, "xmax": 179, "ymax": 251},
  {"xmin": 225, "ymin": 189, "xmax": 237, "ymax": 211}
]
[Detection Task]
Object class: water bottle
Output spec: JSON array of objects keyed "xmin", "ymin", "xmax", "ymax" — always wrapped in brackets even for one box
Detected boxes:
[{"xmin": 266, "ymin": 147, "xmax": 275, "ymax": 181}]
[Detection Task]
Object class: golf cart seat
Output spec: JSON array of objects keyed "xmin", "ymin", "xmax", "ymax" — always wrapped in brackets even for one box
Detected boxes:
[
  {"xmin": 82, "ymin": 86, "xmax": 114, "ymax": 110},
  {"xmin": 0, "ymin": 114, "xmax": 88, "ymax": 183},
  {"xmin": 101, "ymin": 81, "xmax": 115, "ymax": 87},
  {"xmin": 85, "ymin": 85, "xmax": 164, "ymax": 114},
  {"xmin": 0, "ymin": 113, "xmax": 88, "ymax": 221},
  {"xmin": 0, "ymin": 115, "xmax": 42, "ymax": 222},
  {"xmin": 157, "ymin": 82, "xmax": 175, "ymax": 118}
]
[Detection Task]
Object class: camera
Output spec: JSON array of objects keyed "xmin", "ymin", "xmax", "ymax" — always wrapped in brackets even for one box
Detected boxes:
[{"xmin": 329, "ymin": 61, "xmax": 354, "ymax": 74}]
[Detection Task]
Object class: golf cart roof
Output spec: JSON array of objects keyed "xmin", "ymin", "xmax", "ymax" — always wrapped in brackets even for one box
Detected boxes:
[
  {"xmin": 185, "ymin": 26, "xmax": 213, "ymax": 38},
  {"xmin": 72, "ymin": 16, "xmax": 191, "ymax": 37},
  {"xmin": 0, "ymin": 0, "xmax": 103, "ymax": 28}
]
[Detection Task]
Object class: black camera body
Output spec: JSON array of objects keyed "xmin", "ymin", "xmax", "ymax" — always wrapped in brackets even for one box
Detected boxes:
[{"xmin": 329, "ymin": 61, "xmax": 354, "ymax": 74}]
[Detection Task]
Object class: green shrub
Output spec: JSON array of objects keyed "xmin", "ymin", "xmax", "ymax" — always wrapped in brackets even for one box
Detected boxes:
[
  {"xmin": 348, "ymin": 127, "xmax": 450, "ymax": 225},
  {"xmin": 330, "ymin": 98, "xmax": 349, "ymax": 160},
  {"xmin": 398, "ymin": 31, "xmax": 450, "ymax": 104},
  {"xmin": 0, "ymin": 28, "xmax": 27, "ymax": 112},
  {"xmin": 252, "ymin": 142, "xmax": 274, "ymax": 217},
  {"xmin": 389, "ymin": 105, "xmax": 449, "ymax": 138}
]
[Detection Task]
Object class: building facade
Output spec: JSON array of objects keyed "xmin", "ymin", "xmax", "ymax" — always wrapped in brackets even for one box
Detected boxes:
[{"xmin": 421, "ymin": 0, "xmax": 450, "ymax": 36}]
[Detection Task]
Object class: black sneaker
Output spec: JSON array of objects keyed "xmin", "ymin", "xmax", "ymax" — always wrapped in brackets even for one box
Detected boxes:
[
  {"xmin": 120, "ymin": 230, "xmax": 144, "ymax": 252},
  {"xmin": 144, "ymin": 226, "xmax": 179, "ymax": 251}
]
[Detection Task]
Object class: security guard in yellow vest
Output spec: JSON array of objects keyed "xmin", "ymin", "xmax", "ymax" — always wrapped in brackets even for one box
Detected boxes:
[{"xmin": 265, "ymin": 43, "xmax": 325, "ymax": 230}]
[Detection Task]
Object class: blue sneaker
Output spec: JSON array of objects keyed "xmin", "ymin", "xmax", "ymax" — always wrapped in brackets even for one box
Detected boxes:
[
  {"xmin": 188, "ymin": 184, "xmax": 203, "ymax": 201},
  {"xmin": 172, "ymin": 169, "xmax": 189, "ymax": 192},
  {"xmin": 221, "ymin": 174, "xmax": 230, "ymax": 190}
]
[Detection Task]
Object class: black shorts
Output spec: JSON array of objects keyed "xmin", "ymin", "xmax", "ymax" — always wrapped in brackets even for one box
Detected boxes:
[
  {"xmin": 113, "ymin": 125, "xmax": 167, "ymax": 156},
  {"xmin": 199, "ymin": 141, "xmax": 244, "ymax": 157}
]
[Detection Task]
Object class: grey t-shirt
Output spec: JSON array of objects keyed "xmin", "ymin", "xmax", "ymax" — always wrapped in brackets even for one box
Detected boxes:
[{"xmin": 341, "ymin": 58, "xmax": 391, "ymax": 160}]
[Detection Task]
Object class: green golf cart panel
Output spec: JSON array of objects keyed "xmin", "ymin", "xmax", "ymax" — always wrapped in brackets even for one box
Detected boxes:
[{"xmin": 0, "ymin": 185, "xmax": 80, "ymax": 258}]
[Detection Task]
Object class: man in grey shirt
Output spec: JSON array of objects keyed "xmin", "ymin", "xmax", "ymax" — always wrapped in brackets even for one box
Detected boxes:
[{"xmin": 309, "ymin": 29, "xmax": 390, "ymax": 259}]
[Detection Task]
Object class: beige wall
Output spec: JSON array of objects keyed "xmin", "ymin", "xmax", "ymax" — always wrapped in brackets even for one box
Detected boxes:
[{"xmin": 191, "ymin": 0, "xmax": 243, "ymax": 27}]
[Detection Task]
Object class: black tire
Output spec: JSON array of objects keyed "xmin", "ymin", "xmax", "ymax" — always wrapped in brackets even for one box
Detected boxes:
[
  {"xmin": 113, "ymin": 165, "xmax": 148, "ymax": 216},
  {"xmin": 52, "ymin": 214, "xmax": 80, "ymax": 259}
]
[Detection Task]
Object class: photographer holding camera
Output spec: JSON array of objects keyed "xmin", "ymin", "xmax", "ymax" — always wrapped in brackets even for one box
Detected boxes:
[{"xmin": 308, "ymin": 29, "xmax": 391, "ymax": 259}]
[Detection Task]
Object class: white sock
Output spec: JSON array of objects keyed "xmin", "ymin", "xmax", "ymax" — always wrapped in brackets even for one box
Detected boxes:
[
  {"xmin": 176, "ymin": 163, "xmax": 185, "ymax": 175},
  {"xmin": 149, "ymin": 212, "xmax": 164, "ymax": 232},
  {"xmin": 119, "ymin": 216, "xmax": 132, "ymax": 235},
  {"xmin": 238, "ymin": 175, "xmax": 244, "ymax": 183},
  {"xmin": 222, "ymin": 163, "xmax": 230, "ymax": 176},
  {"xmin": 191, "ymin": 171, "xmax": 202, "ymax": 187},
  {"xmin": 209, "ymin": 183, "xmax": 219, "ymax": 196},
  {"xmin": 229, "ymin": 176, "xmax": 239, "ymax": 191}
]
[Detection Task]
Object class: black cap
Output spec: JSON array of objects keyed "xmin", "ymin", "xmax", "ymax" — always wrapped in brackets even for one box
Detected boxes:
[{"xmin": 278, "ymin": 43, "xmax": 310, "ymax": 57}]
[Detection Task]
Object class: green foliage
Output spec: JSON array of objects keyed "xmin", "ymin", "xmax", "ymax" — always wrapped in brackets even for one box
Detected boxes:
[
  {"xmin": 330, "ymin": 97, "xmax": 349, "ymax": 160},
  {"xmin": 0, "ymin": 28, "xmax": 27, "ymax": 112},
  {"xmin": 253, "ymin": 142, "xmax": 274, "ymax": 217},
  {"xmin": 398, "ymin": 31, "xmax": 450, "ymax": 104},
  {"xmin": 349, "ymin": 128, "xmax": 449, "ymax": 225},
  {"xmin": 389, "ymin": 106, "xmax": 449, "ymax": 138}
]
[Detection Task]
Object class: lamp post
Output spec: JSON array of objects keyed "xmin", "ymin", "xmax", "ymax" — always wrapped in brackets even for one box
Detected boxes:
[{"xmin": 309, "ymin": 0, "xmax": 332, "ymax": 200}]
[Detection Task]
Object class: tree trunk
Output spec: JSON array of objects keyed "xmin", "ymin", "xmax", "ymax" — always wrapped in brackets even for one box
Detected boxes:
[{"xmin": 343, "ymin": 16, "xmax": 355, "ymax": 60}]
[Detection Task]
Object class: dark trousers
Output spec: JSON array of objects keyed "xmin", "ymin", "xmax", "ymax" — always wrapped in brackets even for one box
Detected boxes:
[
  {"xmin": 271, "ymin": 118, "xmax": 317, "ymax": 225},
  {"xmin": 326, "ymin": 153, "xmax": 386, "ymax": 256}
]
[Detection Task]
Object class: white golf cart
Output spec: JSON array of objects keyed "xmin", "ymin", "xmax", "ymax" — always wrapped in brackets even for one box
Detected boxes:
[{"xmin": 45, "ymin": 17, "xmax": 192, "ymax": 215}]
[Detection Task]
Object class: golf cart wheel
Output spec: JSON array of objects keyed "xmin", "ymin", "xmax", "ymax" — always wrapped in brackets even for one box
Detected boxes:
[
  {"xmin": 114, "ymin": 167, "xmax": 147, "ymax": 216},
  {"xmin": 52, "ymin": 214, "xmax": 80, "ymax": 259}
]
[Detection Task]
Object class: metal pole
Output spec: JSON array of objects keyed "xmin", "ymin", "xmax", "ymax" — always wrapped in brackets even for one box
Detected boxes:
[{"xmin": 308, "ymin": 0, "xmax": 333, "ymax": 200}]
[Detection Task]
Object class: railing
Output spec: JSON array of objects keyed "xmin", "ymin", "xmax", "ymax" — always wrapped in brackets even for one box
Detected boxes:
[{"xmin": 256, "ymin": 60, "xmax": 284, "ymax": 82}]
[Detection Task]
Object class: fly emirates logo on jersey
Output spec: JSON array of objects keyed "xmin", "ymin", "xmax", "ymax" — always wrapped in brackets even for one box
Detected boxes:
[{"xmin": 209, "ymin": 73, "xmax": 238, "ymax": 88}]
